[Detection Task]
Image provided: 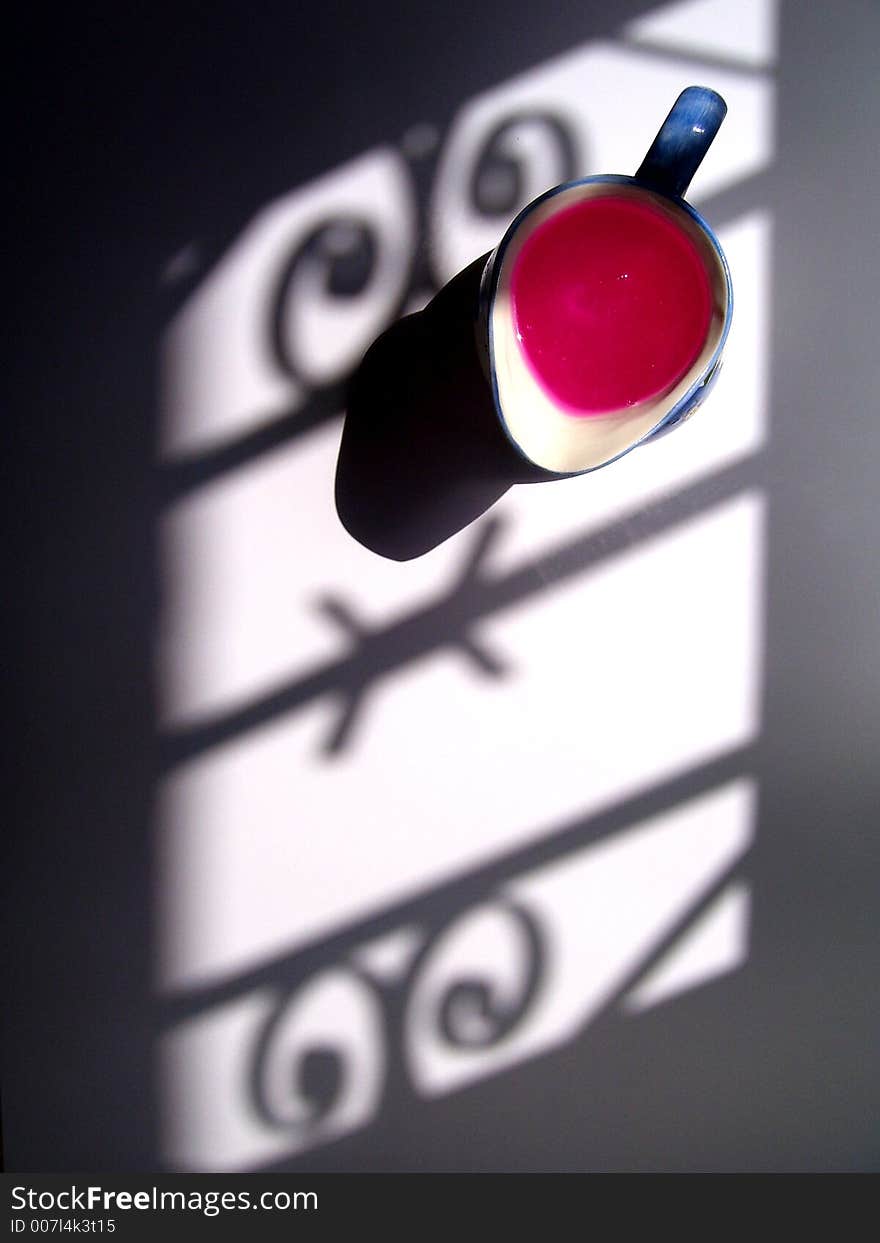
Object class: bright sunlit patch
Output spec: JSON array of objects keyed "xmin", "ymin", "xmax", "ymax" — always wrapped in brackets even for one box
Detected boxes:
[
  {"xmin": 625, "ymin": 0, "xmax": 779, "ymax": 69},
  {"xmin": 158, "ymin": 0, "xmax": 776, "ymax": 1169}
]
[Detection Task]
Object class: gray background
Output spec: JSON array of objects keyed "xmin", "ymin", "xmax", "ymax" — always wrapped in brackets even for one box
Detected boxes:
[{"xmin": 4, "ymin": 0, "xmax": 879, "ymax": 1170}]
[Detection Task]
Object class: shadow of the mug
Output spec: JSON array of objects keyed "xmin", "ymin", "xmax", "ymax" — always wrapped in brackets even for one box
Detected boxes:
[{"xmin": 335, "ymin": 255, "xmax": 555, "ymax": 561}]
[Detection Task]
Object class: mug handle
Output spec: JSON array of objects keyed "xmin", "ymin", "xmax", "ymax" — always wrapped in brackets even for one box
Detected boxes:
[{"xmin": 635, "ymin": 85, "xmax": 727, "ymax": 199}]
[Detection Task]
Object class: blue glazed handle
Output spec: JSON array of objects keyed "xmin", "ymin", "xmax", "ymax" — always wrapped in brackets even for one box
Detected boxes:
[{"xmin": 635, "ymin": 85, "xmax": 727, "ymax": 199}]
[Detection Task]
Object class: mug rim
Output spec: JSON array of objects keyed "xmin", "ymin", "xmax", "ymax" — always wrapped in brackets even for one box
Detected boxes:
[{"xmin": 482, "ymin": 173, "xmax": 734, "ymax": 478}]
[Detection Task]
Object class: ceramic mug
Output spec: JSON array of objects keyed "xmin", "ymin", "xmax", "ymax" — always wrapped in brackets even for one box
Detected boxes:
[{"xmin": 478, "ymin": 85, "xmax": 733, "ymax": 476}]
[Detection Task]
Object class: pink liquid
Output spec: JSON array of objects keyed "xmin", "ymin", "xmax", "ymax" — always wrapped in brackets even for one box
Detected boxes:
[{"xmin": 510, "ymin": 195, "xmax": 713, "ymax": 415}]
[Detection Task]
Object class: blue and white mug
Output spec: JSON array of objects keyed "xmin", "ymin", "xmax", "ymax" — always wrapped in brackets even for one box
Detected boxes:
[{"xmin": 478, "ymin": 85, "xmax": 733, "ymax": 476}]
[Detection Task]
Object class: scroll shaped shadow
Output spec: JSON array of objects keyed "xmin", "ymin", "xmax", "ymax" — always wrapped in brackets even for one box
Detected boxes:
[{"xmin": 335, "ymin": 255, "xmax": 554, "ymax": 561}]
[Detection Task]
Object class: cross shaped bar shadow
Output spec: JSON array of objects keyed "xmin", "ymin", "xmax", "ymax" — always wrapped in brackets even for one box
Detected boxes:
[
  {"xmin": 158, "ymin": 449, "xmax": 756, "ymax": 772},
  {"xmin": 315, "ymin": 515, "xmax": 510, "ymax": 754}
]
